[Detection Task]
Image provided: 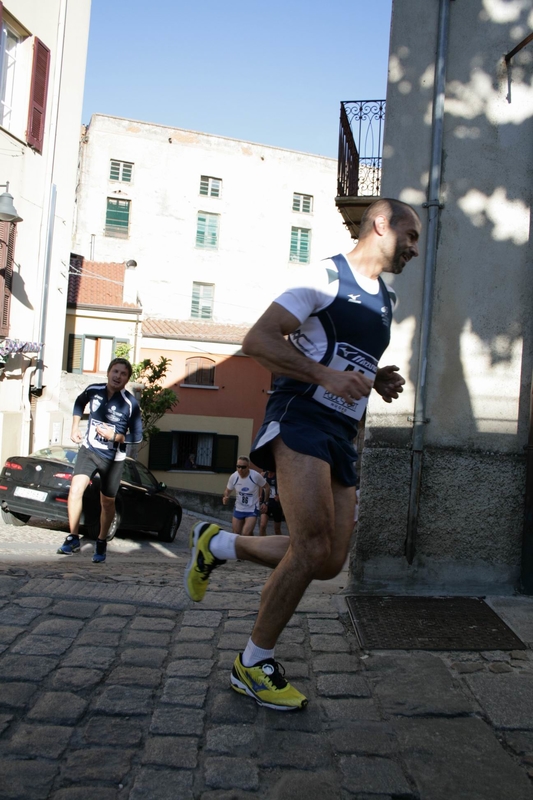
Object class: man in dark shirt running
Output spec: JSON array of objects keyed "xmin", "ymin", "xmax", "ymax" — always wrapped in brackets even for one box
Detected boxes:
[{"xmin": 57, "ymin": 358, "xmax": 143, "ymax": 563}]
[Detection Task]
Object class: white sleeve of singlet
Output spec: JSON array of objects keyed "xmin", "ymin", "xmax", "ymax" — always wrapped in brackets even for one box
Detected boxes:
[{"xmin": 273, "ymin": 260, "xmax": 338, "ymax": 324}]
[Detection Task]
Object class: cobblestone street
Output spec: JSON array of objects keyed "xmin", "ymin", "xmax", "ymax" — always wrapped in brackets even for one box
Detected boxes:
[{"xmin": 0, "ymin": 512, "xmax": 533, "ymax": 799}]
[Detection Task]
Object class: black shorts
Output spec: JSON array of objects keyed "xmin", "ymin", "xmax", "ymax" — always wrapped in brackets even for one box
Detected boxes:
[
  {"xmin": 264, "ymin": 499, "xmax": 283, "ymax": 523},
  {"xmin": 251, "ymin": 394, "xmax": 358, "ymax": 487},
  {"xmin": 74, "ymin": 446, "xmax": 125, "ymax": 498}
]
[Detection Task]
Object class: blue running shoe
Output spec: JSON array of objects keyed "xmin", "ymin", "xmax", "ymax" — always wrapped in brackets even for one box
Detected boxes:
[
  {"xmin": 57, "ymin": 535, "xmax": 80, "ymax": 555},
  {"xmin": 92, "ymin": 539, "xmax": 107, "ymax": 563},
  {"xmin": 92, "ymin": 552, "xmax": 106, "ymax": 563}
]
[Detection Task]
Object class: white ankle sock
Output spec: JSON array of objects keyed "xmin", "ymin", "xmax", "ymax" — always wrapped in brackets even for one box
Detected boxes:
[
  {"xmin": 242, "ymin": 638, "xmax": 275, "ymax": 667},
  {"xmin": 209, "ymin": 529, "xmax": 237, "ymax": 560}
]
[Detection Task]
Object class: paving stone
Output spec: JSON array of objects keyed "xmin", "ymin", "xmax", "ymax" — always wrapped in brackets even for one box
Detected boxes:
[
  {"xmin": 0, "ymin": 713, "xmax": 13, "ymax": 734},
  {"xmin": 466, "ymin": 674, "xmax": 533, "ymax": 728},
  {"xmin": 27, "ymin": 691, "xmax": 88, "ymax": 724},
  {"xmin": 277, "ymin": 627, "xmax": 305, "ymax": 644},
  {"xmin": 182, "ymin": 610, "xmax": 223, "ymax": 627},
  {"xmin": 11, "ymin": 635, "xmax": 73, "ymax": 656},
  {"xmin": 329, "ymin": 721, "xmax": 398, "ymax": 756},
  {"xmin": 86, "ymin": 616, "xmax": 129, "ymax": 632},
  {"xmin": 135, "ymin": 606, "xmax": 176, "ymax": 618},
  {"xmin": 51, "ymin": 789, "xmax": 118, "ymax": 800},
  {"xmin": 394, "ymin": 717, "xmax": 533, "ymax": 800},
  {"xmin": 99, "ymin": 603, "xmax": 136, "ymax": 616},
  {"xmin": 50, "ymin": 600, "xmax": 98, "ymax": 618},
  {"xmin": 307, "ymin": 618, "xmax": 344, "ymax": 635},
  {"xmin": 14, "ymin": 597, "xmax": 53, "ymax": 609},
  {"xmin": 5, "ymin": 723, "xmax": 73, "ymax": 758},
  {"xmin": 0, "ymin": 682, "xmax": 38, "ymax": 708},
  {"xmin": 175, "ymin": 626, "xmax": 216, "ymax": 642},
  {"xmin": 123, "ymin": 630, "xmax": 171, "ymax": 647},
  {"xmin": 340, "ymin": 755, "xmax": 412, "ymax": 796},
  {"xmin": 321, "ymin": 698, "xmax": 381, "ymax": 724},
  {"xmin": 204, "ymin": 757, "xmax": 259, "ymax": 791},
  {"xmin": 451, "ymin": 661, "xmax": 485, "ymax": 674},
  {"xmin": 367, "ymin": 654, "xmax": 473, "ymax": 716},
  {"xmin": 277, "ymin": 661, "xmax": 309, "ymax": 679},
  {"xmin": 161, "ymin": 677, "xmax": 208, "ymax": 707},
  {"xmin": 130, "ymin": 616, "xmax": 175, "ymax": 631},
  {"xmin": 74, "ymin": 630, "xmax": 121, "ymax": 647},
  {"xmin": 0, "ymin": 654, "xmax": 58, "ymax": 680},
  {"xmin": 200, "ymin": 792, "xmax": 259, "ymax": 800},
  {"xmin": 0, "ymin": 625, "xmax": 25, "ymax": 643},
  {"xmin": 150, "ymin": 706, "xmax": 205, "ymax": 735},
  {"xmin": 217, "ymin": 633, "xmax": 249, "ymax": 650},
  {"xmin": 62, "ymin": 646, "xmax": 116, "ymax": 669},
  {"xmin": 142, "ymin": 735, "xmax": 199, "ymax": 768},
  {"xmin": 31, "ymin": 618, "xmax": 84, "ymax": 637},
  {"xmin": 206, "ymin": 724, "xmax": 258, "ymax": 755},
  {"xmin": 481, "ymin": 651, "xmax": 511, "ymax": 662},
  {"xmin": 310, "ymin": 634, "xmax": 350, "ymax": 653},
  {"xmin": 167, "ymin": 658, "xmax": 214, "ymax": 677},
  {"xmin": 120, "ymin": 647, "xmax": 166, "ymax": 667},
  {"xmin": 0, "ymin": 760, "xmax": 58, "ymax": 799},
  {"xmin": 0, "ymin": 644, "xmax": 7, "ymax": 654},
  {"xmin": 259, "ymin": 731, "xmax": 333, "ymax": 769},
  {"xmin": 0, "ymin": 606, "xmax": 42, "ymax": 626},
  {"xmin": 223, "ymin": 619, "xmax": 254, "ymax": 634},
  {"xmin": 264, "ymin": 703, "xmax": 323, "ymax": 732},
  {"xmin": 129, "ymin": 767, "xmax": 193, "ymax": 800},
  {"xmin": 503, "ymin": 731, "xmax": 533, "ymax": 755},
  {"xmin": 275, "ymin": 643, "xmax": 306, "ymax": 660},
  {"xmin": 269, "ymin": 772, "xmax": 341, "ymax": 800},
  {"xmin": 172, "ymin": 641, "xmax": 214, "ymax": 659},
  {"xmin": 93, "ymin": 685, "xmax": 153, "ymax": 715},
  {"xmin": 489, "ymin": 662, "xmax": 513, "ymax": 674},
  {"xmin": 83, "ymin": 716, "xmax": 144, "ymax": 745},
  {"xmin": 312, "ymin": 653, "xmax": 358, "ymax": 673},
  {"xmin": 60, "ymin": 747, "xmax": 134, "ymax": 782},
  {"xmin": 106, "ymin": 666, "xmax": 162, "ymax": 687},
  {"xmin": 217, "ymin": 651, "xmax": 240, "ymax": 669},
  {"xmin": 49, "ymin": 667, "xmax": 104, "ymax": 690},
  {"xmin": 511, "ymin": 650, "xmax": 529, "ymax": 661},
  {"xmin": 211, "ymin": 692, "xmax": 258, "ymax": 724},
  {"xmin": 317, "ymin": 673, "xmax": 371, "ymax": 698}
]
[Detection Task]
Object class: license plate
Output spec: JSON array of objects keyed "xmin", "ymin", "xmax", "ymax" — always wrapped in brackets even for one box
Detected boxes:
[{"xmin": 14, "ymin": 487, "xmax": 47, "ymax": 502}]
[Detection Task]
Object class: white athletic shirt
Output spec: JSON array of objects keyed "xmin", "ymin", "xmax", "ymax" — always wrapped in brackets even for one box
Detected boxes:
[{"xmin": 227, "ymin": 469, "xmax": 267, "ymax": 513}]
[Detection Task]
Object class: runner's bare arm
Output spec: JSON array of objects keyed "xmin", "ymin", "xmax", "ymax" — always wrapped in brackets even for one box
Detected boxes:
[{"xmin": 243, "ymin": 302, "xmax": 373, "ymax": 403}]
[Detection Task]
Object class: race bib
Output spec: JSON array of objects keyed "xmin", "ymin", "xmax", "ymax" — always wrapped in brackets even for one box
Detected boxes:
[
  {"xmin": 87, "ymin": 419, "xmax": 115, "ymax": 450},
  {"xmin": 312, "ymin": 343, "xmax": 377, "ymax": 421}
]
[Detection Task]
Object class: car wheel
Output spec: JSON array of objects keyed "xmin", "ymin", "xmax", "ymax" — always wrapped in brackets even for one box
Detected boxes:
[
  {"xmin": 106, "ymin": 508, "xmax": 122, "ymax": 542},
  {"xmin": 158, "ymin": 509, "xmax": 181, "ymax": 543},
  {"xmin": 1, "ymin": 508, "xmax": 30, "ymax": 526}
]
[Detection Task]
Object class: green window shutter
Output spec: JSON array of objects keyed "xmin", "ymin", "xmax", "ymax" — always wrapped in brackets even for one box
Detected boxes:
[
  {"xmin": 105, "ymin": 199, "xmax": 130, "ymax": 237},
  {"xmin": 67, "ymin": 334, "xmax": 83, "ymax": 373},
  {"xmin": 196, "ymin": 213, "xmax": 218, "ymax": 249},
  {"xmin": 210, "ymin": 178, "xmax": 221, "ymax": 197},
  {"xmin": 290, "ymin": 227, "xmax": 311, "ymax": 263},
  {"xmin": 110, "ymin": 160, "xmax": 120, "ymax": 180},
  {"xmin": 302, "ymin": 195, "xmax": 312, "ymax": 213},
  {"xmin": 148, "ymin": 432, "xmax": 173, "ymax": 470},
  {"xmin": 199, "ymin": 176, "xmax": 209, "ymax": 195},
  {"xmin": 121, "ymin": 163, "xmax": 133, "ymax": 182},
  {"xmin": 292, "ymin": 193, "xmax": 301, "ymax": 212},
  {"xmin": 213, "ymin": 434, "xmax": 238, "ymax": 473}
]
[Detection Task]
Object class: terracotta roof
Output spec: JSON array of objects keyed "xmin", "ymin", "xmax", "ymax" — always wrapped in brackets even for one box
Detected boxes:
[
  {"xmin": 68, "ymin": 256, "xmax": 140, "ymax": 308},
  {"xmin": 143, "ymin": 318, "xmax": 251, "ymax": 345}
]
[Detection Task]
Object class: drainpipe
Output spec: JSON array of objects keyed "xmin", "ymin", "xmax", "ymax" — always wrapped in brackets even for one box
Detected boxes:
[
  {"xmin": 520, "ymin": 372, "xmax": 533, "ymax": 593},
  {"xmin": 33, "ymin": 184, "xmax": 56, "ymax": 391},
  {"xmin": 405, "ymin": 0, "xmax": 453, "ymax": 564}
]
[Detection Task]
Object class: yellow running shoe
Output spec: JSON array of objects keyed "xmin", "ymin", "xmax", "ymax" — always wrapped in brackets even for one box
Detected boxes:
[
  {"xmin": 184, "ymin": 522, "xmax": 226, "ymax": 602},
  {"xmin": 230, "ymin": 653, "xmax": 308, "ymax": 711}
]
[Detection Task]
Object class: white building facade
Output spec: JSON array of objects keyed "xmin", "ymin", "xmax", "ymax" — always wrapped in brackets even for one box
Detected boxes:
[
  {"xmin": 0, "ymin": 0, "xmax": 91, "ymax": 463},
  {"xmin": 72, "ymin": 114, "xmax": 353, "ymax": 327}
]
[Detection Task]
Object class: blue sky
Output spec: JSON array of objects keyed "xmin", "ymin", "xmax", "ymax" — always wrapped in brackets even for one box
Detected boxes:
[{"xmin": 82, "ymin": 0, "xmax": 392, "ymax": 158}]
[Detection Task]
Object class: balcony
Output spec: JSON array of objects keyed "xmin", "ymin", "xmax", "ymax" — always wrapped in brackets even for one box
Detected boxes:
[{"xmin": 336, "ymin": 99, "xmax": 386, "ymax": 238}]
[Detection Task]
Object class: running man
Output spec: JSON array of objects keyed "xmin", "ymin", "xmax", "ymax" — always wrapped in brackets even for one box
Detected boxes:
[
  {"xmin": 57, "ymin": 358, "xmax": 143, "ymax": 563},
  {"xmin": 259, "ymin": 471, "xmax": 283, "ymax": 536},
  {"xmin": 223, "ymin": 456, "xmax": 269, "ymax": 536},
  {"xmin": 184, "ymin": 199, "xmax": 421, "ymax": 710}
]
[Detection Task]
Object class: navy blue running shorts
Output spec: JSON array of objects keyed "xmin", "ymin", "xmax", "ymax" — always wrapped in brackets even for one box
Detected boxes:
[{"xmin": 74, "ymin": 445, "xmax": 125, "ymax": 498}]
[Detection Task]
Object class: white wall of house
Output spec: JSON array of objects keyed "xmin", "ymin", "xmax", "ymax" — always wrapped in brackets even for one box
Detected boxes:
[
  {"xmin": 355, "ymin": 0, "xmax": 533, "ymax": 592},
  {"xmin": 0, "ymin": 0, "xmax": 91, "ymax": 462},
  {"xmin": 72, "ymin": 114, "xmax": 354, "ymax": 326}
]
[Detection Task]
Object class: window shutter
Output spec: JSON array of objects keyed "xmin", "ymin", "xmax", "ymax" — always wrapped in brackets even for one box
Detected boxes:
[
  {"xmin": 67, "ymin": 334, "xmax": 83, "ymax": 373},
  {"xmin": 0, "ymin": 220, "xmax": 14, "ymax": 337},
  {"xmin": 213, "ymin": 435, "xmax": 238, "ymax": 473},
  {"xmin": 148, "ymin": 432, "xmax": 173, "ymax": 470},
  {"xmin": 26, "ymin": 38, "xmax": 50, "ymax": 153}
]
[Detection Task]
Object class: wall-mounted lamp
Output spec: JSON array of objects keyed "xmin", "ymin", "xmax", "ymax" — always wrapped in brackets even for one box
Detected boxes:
[
  {"xmin": 0, "ymin": 182, "xmax": 22, "ymax": 223},
  {"xmin": 125, "ymin": 259, "xmax": 137, "ymax": 268}
]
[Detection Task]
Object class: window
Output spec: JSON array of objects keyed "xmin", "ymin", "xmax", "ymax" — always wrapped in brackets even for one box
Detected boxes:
[
  {"xmin": 0, "ymin": 20, "xmax": 19, "ymax": 130},
  {"xmin": 66, "ymin": 335, "xmax": 129, "ymax": 374},
  {"xmin": 105, "ymin": 198, "xmax": 130, "ymax": 238},
  {"xmin": 149, "ymin": 430, "xmax": 238, "ymax": 473},
  {"xmin": 196, "ymin": 212, "xmax": 219, "ymax": 249},
  {"xmin": 290, "ymin": 227, "xmax": 311, "ymax": 263},
  {"xmin": 199, "ymin": 175, "xmax": 221, "ymax": 197},
  {"xmin": 184, "ymin": 357, "xmax": 215, "ymax": 387},
  {"xmin": 0, "ymin": 221, "xmax": 16, "ymax": 336},
  {"xmin": 110, "ymin": 160, "xmax": 133, "ymax": 182},
  {"xmin": 191, "ymin": 282, "xmax": 214, "ymax": 320},
  {"xmin": 293, "ymin": 193, "xmax": 313, "ymax": 213}
]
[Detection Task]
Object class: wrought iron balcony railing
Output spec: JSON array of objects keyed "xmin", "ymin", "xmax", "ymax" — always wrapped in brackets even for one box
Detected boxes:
[{"xmin": 337, "ymin": 100, "xmax": 386, "ymax": 198}]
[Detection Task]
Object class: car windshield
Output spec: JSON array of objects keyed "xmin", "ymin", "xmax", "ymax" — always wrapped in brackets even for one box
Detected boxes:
[{"xmin": 30, "ymin": 446, "xmax": 79, "ymax": 464}]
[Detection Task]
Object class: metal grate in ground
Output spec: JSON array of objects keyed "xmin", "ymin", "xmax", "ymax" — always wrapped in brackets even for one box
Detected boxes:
[{"xmin": 345, "ymin": 595, "xmax": 526, "ymax": 651}]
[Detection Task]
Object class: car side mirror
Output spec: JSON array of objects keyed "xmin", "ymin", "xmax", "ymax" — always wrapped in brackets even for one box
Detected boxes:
[{"xmin": 158, "ymin": 481, "xmax": 166, "ymax": 491}]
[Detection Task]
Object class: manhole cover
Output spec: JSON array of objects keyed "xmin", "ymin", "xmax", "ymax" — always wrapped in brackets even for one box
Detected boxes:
[{"xmin": 345, "ymin": 596, "xmax": 526, "ymax": 651}]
